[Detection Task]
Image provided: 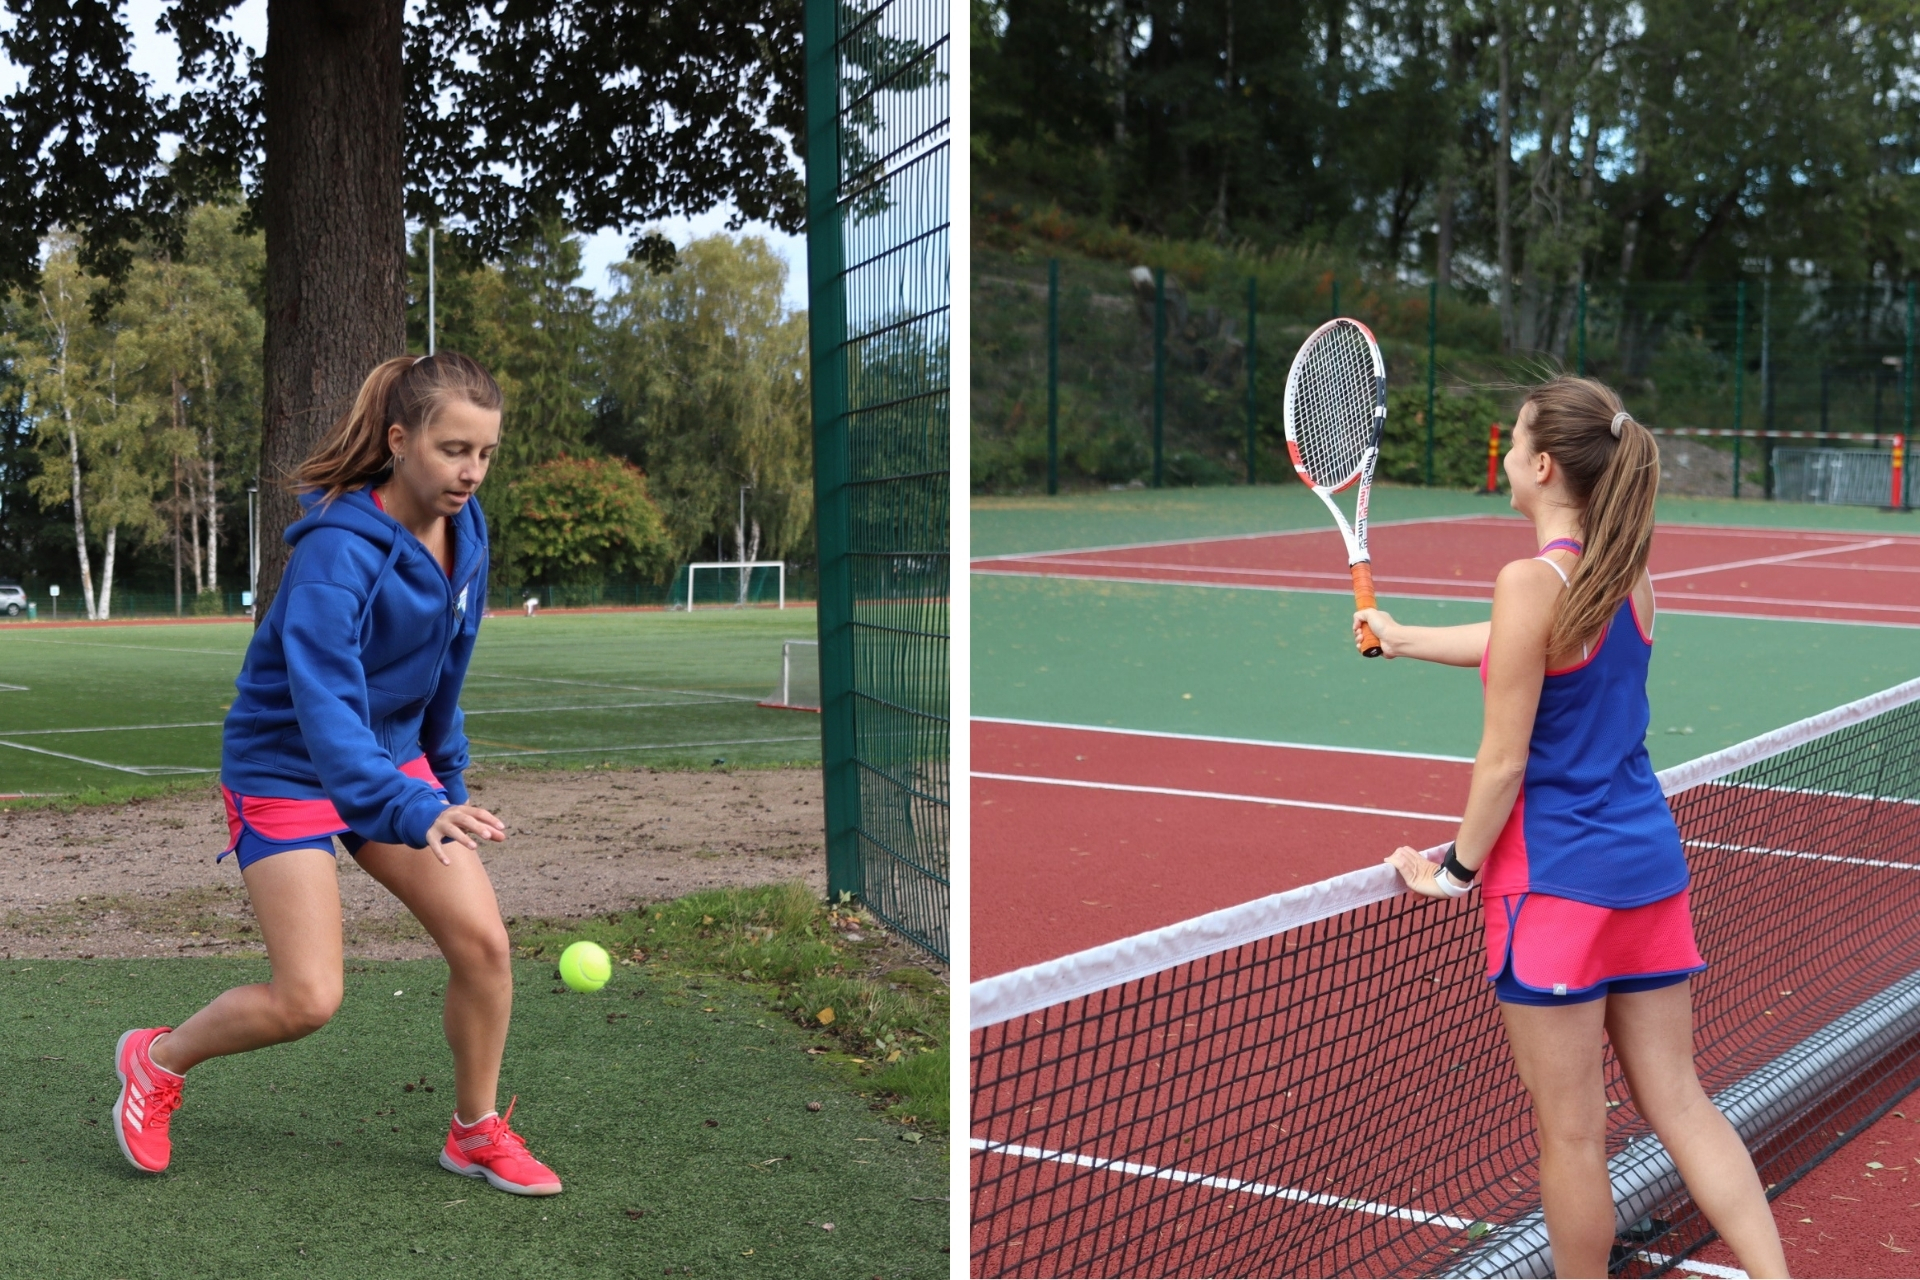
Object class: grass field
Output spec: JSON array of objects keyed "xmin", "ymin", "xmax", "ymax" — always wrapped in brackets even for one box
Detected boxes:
[
  {"xmin": 0, "ymin": 953, "xmax": 946, "ymax": 1279},
  {"xmin": 0, "ymin": 609, "xmax": 824, "ymax": 797}
]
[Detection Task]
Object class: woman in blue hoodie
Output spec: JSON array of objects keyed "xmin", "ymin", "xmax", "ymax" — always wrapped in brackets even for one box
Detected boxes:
[{"xmin": 110, "ymin": 353, "xmax": 562, "ymax": 1196}]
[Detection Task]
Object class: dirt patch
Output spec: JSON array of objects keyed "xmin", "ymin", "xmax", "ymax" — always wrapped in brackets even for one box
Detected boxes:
[{"xmin": 0, "ymin": 766, "xmax": 826, "ymax": 960}]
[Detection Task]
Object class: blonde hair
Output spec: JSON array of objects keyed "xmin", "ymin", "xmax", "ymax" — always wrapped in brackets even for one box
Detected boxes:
[
  {"xmin": 294, "ymin": 352, "xmax": 503, "ymax": 501},
  {"xmin": 1520, "ymin": 375, "xmax": 1660, "ymax": 656}
]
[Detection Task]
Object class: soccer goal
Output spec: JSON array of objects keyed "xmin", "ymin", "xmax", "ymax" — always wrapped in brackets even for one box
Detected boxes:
[
  {"xmin": 758, "ymin": 640, "xmax": 820, "ymax": 712},
  {"xmin": 670, "ymin": 561, "xmax": 788, "ymax": 610}
]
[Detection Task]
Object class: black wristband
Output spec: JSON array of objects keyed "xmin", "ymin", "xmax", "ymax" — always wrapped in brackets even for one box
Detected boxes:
[{"xmin": 1441, "ymin": 844, "xmax": 1478, "ymax": 884}]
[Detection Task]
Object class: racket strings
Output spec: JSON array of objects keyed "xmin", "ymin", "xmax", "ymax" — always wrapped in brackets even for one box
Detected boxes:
[{"xmin": 1287, "ymin": 324, "xmax": 1379, "ymax": 488}]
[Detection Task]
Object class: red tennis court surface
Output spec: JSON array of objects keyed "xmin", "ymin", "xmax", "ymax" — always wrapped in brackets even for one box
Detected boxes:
[
  {"xmin": 971, "ymin": 718, "xmax": 1472, "ymax": 978},
  {"xmin": 973, "ymin": 515, "xmax": 1920, "ymax": 628}
]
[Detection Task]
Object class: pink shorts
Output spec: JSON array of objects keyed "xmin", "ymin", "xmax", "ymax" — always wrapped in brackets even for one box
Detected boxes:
[
  {"xmin": 220, "ymin": 756, "xmax": 443, "ymax": 869},
  {"xmin": 1485, "ymin": 887, "xmax": 1706, "ymax": 1004}
]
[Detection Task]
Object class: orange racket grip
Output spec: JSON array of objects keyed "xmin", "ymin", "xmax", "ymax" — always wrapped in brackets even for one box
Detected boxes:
[{"xmin": 1351, "ymin": 562, "xmax": 1383, "ymax": 657}]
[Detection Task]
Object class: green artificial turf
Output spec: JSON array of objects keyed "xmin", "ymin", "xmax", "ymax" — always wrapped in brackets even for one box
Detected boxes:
[
  {"xmin": 971, "ymin": 573, "xmax": 1920, "ymax": 768},
  {"xmin": 0, "ymin": 956, "xmax": 947, "ymax": 1279},
  {"xmin": 970, "ymin": 480, "xmax": 1920, "ymax": 558},
  {"xmin": 0, "ymin": 609, "xmax": 824, "ymax": 797}
]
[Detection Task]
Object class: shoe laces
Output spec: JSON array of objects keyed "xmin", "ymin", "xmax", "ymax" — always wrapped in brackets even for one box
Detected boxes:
[
  {"xmin": 487, "ymin": 1096, "xmax": 529, "ymax": 1155},
  {"xmin": 144, "ymin": 1074, "xmax": 183, "ymax": 1129}
]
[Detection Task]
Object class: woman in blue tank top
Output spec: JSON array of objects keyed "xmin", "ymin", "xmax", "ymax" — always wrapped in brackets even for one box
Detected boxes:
[{"xmin": 1357, "ymin": 377, "xmax": 1786, "ymax": 1278}]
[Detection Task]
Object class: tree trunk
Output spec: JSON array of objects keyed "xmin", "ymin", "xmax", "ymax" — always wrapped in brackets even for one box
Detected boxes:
[
  {"xmin": 173, "ymin": 453, "xmax": 183, "ymax": 615},
  {"xmin": 66, "ymin": 423, "xmax": 96, "ymax": 620},
  {"xmin": 1495, "ymin": 11, "xmax": 1513, "ymax": 351},
  {"xmin": 256, "ymin": 0, "xmax": 407, "ymax": 621},
  {"xmin": 98, "ymin": 525, "xmax": 116, "ymax": 620},
  {"xmin": 206, "ymin": 453, "xmax": 219, "ymax": 593}
]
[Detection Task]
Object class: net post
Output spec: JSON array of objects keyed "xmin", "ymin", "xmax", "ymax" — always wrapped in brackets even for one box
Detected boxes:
[
  {"xmin": 1046, "ymin": 256, "xmax": 1059, "ymax": 496},
  {"xmin": 1733, "ymin": 279, "xmax": 1746, "ymax": 499},
  {"xmin": 1152, "ymin": 266, "xmax": 1166, "ymax": 488},
  {"xmin": 802, "ymin": 0, "xmax": 861, "ymax": 903},
  {"xmin": 1486, "ymin": 421, "xmax": 1501, "ymax": 493},
  {"xmin": 1425, "ymin": 280, "xmax": 1438, "ymax": 485},
  {"xmin": 1245, "ymin": 275, "xmax": 1257, "ymax": 486}
]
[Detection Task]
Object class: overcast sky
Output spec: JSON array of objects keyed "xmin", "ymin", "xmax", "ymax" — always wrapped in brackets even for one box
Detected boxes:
[{"xmin": 48, "ymin": 0, "xmax": 809, "ymax": 310}]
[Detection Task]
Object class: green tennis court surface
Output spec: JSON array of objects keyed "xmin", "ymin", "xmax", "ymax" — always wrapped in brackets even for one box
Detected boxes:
[
  {"xmin": 0, "ymin": 610, "xmax": 823, "ymax": 797},
  {"xmin": 0, "ymin": 956, "xmax": 945, "ymax": 1278}
]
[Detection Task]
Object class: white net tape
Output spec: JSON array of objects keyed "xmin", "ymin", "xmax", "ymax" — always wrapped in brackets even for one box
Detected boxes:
[
  {"xmin": 970, "ymin": 673, "xmax": 1920, "ymax": 1029},
  {"xmin": 1285, "ymin": 320, "xmax": 1381, "ymax": 488}
]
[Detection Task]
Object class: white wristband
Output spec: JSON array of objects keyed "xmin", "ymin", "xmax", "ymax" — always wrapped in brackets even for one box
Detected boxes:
[{"xmin": 1432, "ymin": 865, "xmax": 1474, "ymax": 898}]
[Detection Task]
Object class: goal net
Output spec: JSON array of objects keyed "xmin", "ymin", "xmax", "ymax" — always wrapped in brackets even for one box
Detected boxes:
[
  {"xmin": 669, "ymin": 561, "xmax": 788, "ymax": 610},
  {"xmin": 759, "ymin": 640, "xmax": 821, "ymax": 712}
]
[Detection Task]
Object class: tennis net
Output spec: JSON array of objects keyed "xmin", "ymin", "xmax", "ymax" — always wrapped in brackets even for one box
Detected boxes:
[{"xmin": 970, "ymin": 678, "xmax": 1920, "ymax": 1278}]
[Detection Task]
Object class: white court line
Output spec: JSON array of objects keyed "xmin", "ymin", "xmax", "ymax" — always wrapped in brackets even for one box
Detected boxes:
[
  {"xmin": 972, "ymin": 771, "xmax": 1461, "ymax": 823},
  {"xmin": 469, "ymin": 673, "xmax": 759, "ymax": 702},
  {"xmin": 983, "ymin": 556, "xmax": 1501, "ymax": 590},
  {"xmin": 0, "ymin": 739, "xmax": 212, "ymax": 775},
  {"xmin": 969, "ymin": 513, "xmax": 1489, "ymax": 563},
  {"xmin": 1686, "ymin": 838, "xmax": 1920, "ymax": 873},
  {"xmin": 968, "ymin": 1138, "xmax": 1473, "ymax": 1229},
  {"xmin": 5, "ymin": 636, "xmax": 243, "ymax": 657},
  {"xmin": 1632, "ymin": 1253, "xmax": 1748, "ymax": 1280},
  {"xmin": 973, "ymin": 715, "xmax": 1476, "ymax": 764},
  {"xmin": 1651, "ymin": 538, "xmax": 1895, "ymax": 581},
  {"xmin": 469, "ymin": 735, "xmax": 815, "ymax": 760},
  {"xmin": 1663, "ymin": 589, "xmax": 1920, "ymax": 615}
]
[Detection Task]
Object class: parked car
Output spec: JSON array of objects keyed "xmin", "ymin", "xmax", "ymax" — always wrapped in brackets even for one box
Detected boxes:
[{"xmin": 0, "ymin": 581, "xmax": 24, "ymax": 617}]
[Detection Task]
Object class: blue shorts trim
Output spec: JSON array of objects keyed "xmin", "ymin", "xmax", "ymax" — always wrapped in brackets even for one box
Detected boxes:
[
  {"xmin": 220, "ymin": 793, "xmax": 445, "ymax": 871},
  {"xmin": 1492, "ymin": 953, "xmax": 1694, "ymax": 1006}
]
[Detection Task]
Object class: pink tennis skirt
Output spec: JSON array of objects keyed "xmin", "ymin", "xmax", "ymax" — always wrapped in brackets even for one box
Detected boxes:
[
  {"xmin": 1485, "ymin": 887, "xmax": 1706, "ymax": 1003},
  {"xmin": 220, "ymin": 756, "xmax": 443, "ymax": 869}
]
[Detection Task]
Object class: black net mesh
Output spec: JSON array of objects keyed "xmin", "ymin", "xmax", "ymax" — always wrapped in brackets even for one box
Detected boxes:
[{"xmin": 970, "ymin": 691, "xmax": 1920, "ymax": 1277}]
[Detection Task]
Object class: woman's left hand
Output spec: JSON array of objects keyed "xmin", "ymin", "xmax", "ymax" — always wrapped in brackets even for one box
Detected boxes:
[
  {"xmin": 1385, "ymin": 845, "xmax": 1449, "ymax": 898},
  {"xmin": 424, "ymin": 804, "xmax": 508, "ymax": 865}
]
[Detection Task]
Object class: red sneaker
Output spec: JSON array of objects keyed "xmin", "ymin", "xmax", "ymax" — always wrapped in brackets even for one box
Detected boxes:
[
  {"xmin": 439, "ymin": 1097, "xmax": 562, "ymax": 1196},
  {"xmin": 112, "ymin": 1028, "xmax": 185, "ymax": 1173}
]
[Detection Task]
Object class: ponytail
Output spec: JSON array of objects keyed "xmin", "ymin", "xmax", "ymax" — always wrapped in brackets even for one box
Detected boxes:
[
  {"xmin": 1519, "ymin": 376, "xmax": 1660, "ymax": 656},
  {"xmin": 293, "ymin": 352, "xmax": 503, "ymax": 502}
]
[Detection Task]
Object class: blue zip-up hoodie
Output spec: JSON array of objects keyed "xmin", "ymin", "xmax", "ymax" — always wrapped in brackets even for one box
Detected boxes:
[{"xmin": 221, "ymin": 486, "xmax": 488, "ymax": 849}]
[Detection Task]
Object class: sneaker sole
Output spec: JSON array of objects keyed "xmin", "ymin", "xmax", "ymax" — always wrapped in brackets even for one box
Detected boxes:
[
  {"xmin": 438, "ymin": 1149, "xmax": 562, "ymax": 1196},
  {"xmin": 111, "ymin": 1029, "xmax": 165, "ymax": 1175}
]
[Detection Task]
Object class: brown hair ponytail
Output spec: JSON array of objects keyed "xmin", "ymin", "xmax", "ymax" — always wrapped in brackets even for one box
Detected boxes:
[
  {"xmin": 293, "ymin": 352, "xmax": 503, "ymax": 501},
  {"xmin": 1520, "ymin": 376, "xmax": 1660, "ymax": 656}
]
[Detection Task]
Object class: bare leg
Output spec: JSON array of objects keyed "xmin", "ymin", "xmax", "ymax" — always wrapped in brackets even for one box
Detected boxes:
[
  {"xmin": 1607, "ymin": 982, "xmax": 1789, "ymax": 1279},
  {"xmin": 149, "ymin": 848, "xmax": 345, "ymax": 1074},
  {"xmin": 353, "ymin": 838, "xmax": 513, "ymax": 1125},
  {"xmin": 1501, "ymin": 998, "xmax": 1614, "ymax": 1279}
]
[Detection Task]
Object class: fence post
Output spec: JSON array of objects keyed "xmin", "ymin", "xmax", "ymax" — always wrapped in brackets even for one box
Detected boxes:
[
  {"xmin": 1906, "ymin": 280, "xmax": 1915, "ymax": 508},
  {"xmin": 1733, "ymin": 279, "xmax": 1746, "ymax": 499},
  {"xmin": 1246, "ymin": 276, "xmax": 1257, "ymax": 485},
  {"xmin": 1331, "ymin": 276, "xmax": 1341, "ymax": 320},
  {"xmin": 1425, "ymin": 280, "xmax": 1438, "ymax": 486},
  {"xmin": 1152, "ymin": 266, "xmax": 1166, "ymax": 488},
  {"xmin": 1486, "ymin": 423, "xmax": 1502, "ymax": 493},
  {"xmin": 1576, "ymin": 280, "xmax": 1587, "ymax": 377},
  {"xmin": 1046, "ymin": 257, "xmax": 1059, "ymax": 496}
]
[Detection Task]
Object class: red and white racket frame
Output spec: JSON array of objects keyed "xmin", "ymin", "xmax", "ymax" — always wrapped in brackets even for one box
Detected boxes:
[{"xmin": 1282, "ymin": 317, "xmax": 1389, "ymax": 656}]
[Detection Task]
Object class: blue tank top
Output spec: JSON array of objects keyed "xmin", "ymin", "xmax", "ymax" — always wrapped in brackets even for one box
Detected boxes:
[{"xmin": 1480, "ymin": 574, "xmax": 1689, "ymax": 909}]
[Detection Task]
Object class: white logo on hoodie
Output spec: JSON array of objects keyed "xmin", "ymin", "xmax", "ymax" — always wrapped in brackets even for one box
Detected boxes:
[{"xmin": 456, "ymin": 585, "xmax": 469, "ymax": 615}]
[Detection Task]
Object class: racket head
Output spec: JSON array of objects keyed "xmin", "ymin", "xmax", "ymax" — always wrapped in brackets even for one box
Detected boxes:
[{"xmin": 1283, "ymin": 318, "xmax": 1388, "ymax": 494}]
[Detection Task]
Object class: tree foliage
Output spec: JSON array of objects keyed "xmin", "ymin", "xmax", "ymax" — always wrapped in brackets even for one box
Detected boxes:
[{"xmin": 975, "ymin": 0, "xmax": 1920, "ymax": 318}]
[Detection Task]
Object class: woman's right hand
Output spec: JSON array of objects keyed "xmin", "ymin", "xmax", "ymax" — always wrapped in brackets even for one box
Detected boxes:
[
  {"xmin": 1354, "ymin": 607, "xmax": 1400, "ymax": 657},
  {"xmin": 423, "ymin": 804, "xmax": 507, "ymax": 864}
]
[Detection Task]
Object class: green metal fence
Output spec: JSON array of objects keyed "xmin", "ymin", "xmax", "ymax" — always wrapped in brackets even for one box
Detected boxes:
[
  {"xmin": 974, "ymin": 251, "xmax": 1918, "ymax": 509},
  {"xmin": 805, "ymin": 0, "xmax": 951, "ymax": 961}
]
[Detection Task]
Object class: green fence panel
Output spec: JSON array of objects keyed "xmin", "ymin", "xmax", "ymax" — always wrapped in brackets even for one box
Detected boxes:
[{"xmin": 805, "ymin": 0, "xmax": 950, "ymax": 961}]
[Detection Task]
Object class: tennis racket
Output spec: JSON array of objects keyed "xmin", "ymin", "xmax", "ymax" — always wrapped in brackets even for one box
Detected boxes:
[{"xmin": 1283, "ymin": 317, "xmax": 1388, "ymax": 657}]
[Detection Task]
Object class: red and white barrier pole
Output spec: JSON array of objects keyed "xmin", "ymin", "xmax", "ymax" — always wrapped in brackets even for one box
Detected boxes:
[
  {"xmin": 1486, "ymin": 423, "xmax": 1502, "ymax": 494},
  {"xmin": 1892, "ymin": 433, "xmax": 1907, "ymax": 510}
]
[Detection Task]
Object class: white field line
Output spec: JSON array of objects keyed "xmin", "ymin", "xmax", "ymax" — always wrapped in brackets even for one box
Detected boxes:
[
  {"xmin": 0, "ymin": 739, "xmax": 212, "ymax": 775},
  {"xmin": 972, "ymin": 771, "xmax": 1461, "ymax": 823},
  {"xmin": 468, "ymin": 735, "xmax": 816, "ymax": 760},
  {"xmin": 5, "ymin": 636, "xmax": 244, "ymax": 657},
  {"xmin": 968, "ymin": 1137, "xmax": 1474, "ymax": 1230},
  {"xmin": 464, "ymin": 698, "xmax": 739, "ymax": 715},
  {"xmin": 0, "ymin": 683, "xmax": 25, "ymax": 691},
  {"xmin": 969, "ymin": 512, "xmax": 1489, "ymax": 563},
  {"xmin": 1650, "ymin": 538, "xmax": 1895, "ymax": 581},
  {"xmin": 0, "ymin": 721, "xmax": 223, "ymax": 736},
  {"xmin": 1684, "ymin": 838, "xmax": 1920, "ymax": 873},
  {"xmin": 468, "ymin": 673, "xmax": 760, "ymax": 702},
  {"xmin": 972, "ymin": 716, "xmax": 1477, "ymax": 764}
]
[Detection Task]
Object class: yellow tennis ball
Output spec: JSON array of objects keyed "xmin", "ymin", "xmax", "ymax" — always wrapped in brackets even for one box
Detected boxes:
[{"xmin": 559, "ymin": 940, "xmax": 612, "ymax": 993}]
